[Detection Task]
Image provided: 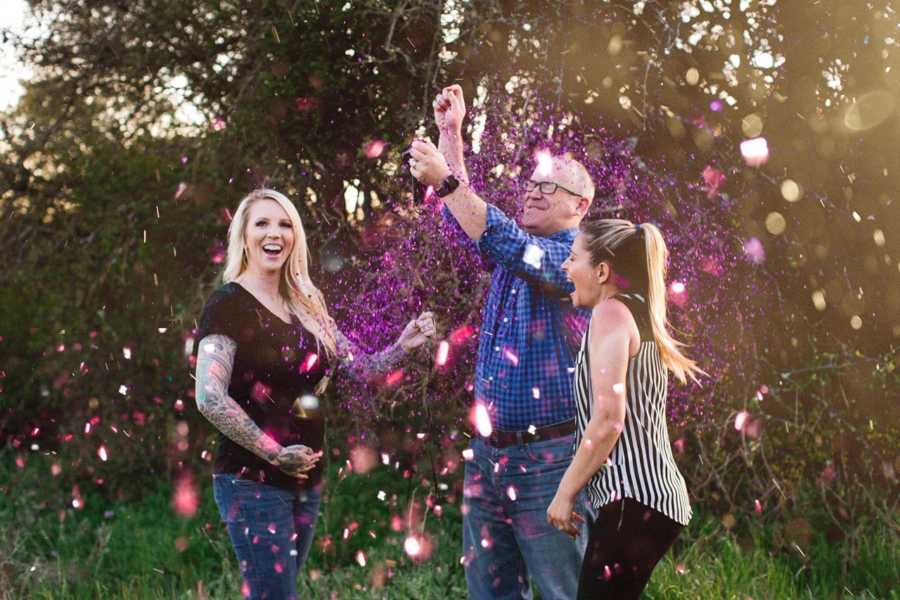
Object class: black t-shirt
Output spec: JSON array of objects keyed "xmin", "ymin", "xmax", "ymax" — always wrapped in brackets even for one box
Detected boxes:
[{"xmin": 195, "ymin": 282, "xmax": 330, "ymax": 490}]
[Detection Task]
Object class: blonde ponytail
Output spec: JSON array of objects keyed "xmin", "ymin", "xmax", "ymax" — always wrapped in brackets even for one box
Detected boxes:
[
  {"xmin": 640, "ymin": 223, "xmax": 703, "ymax": 383},
  {"xmin": 580, "ymin": 218, "xmax": 704, "ymax": 383}
]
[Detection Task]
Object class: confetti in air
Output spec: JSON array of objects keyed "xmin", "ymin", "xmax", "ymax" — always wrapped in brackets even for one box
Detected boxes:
[
  {"xmin": 522, "ymin": 244, "xmax": 545, "ymax": 269},
  {"xmin": 471, "ymin": 404, "xmax": 493, "ymax": 438},
  {"xmin": 435, "ymin": 340, "xmax": 450, "ymax": 366},
  {"xmin": 534, "ymin": 149, "xmax": 553, "ymax": 177},
  {"xmin": 365, "ymin": 140, "xmax": 386, "ymax": 159},
  {"xmin": 740, "ymin": 137, "xmax": 769, "ymax": 167}
]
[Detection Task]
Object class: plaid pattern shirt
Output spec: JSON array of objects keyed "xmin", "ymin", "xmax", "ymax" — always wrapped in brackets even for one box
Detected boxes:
[{"xmin": 445, "ymin": 203, "xmax": 589, "ymax": 431}]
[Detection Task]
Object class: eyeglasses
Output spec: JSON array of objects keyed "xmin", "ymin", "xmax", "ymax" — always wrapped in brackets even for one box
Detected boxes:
[{"xmin": 525, "ymin": 180, "xmax": 582, "ymax": 197}]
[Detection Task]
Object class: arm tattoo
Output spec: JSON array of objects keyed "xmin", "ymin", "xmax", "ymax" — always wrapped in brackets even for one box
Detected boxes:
[
  {"xmin": 334, "ymin": 329, "xmax": 406, "ymax": 383},
  {"xmin": 194, "ymin": 334, "xmax": 282, "ymax": 463}
]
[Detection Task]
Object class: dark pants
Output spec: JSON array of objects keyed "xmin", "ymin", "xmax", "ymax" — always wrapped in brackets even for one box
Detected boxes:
[{"xmin": 577, "ymin": 498, "xmax": 683, "ymax": 599}]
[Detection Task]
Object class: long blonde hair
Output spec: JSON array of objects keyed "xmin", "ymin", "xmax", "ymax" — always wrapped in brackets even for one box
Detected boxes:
[
  {"xmin": 222, "ymin": 188, "xmax": 337, "ymax": 357},
  {"xmin": 580, "ymin": 218, "xmax": 703, "ymax": 383}
]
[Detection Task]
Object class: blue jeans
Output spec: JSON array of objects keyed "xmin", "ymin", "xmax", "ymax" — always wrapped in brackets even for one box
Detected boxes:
[
  {"xmin": 213, "ymin": 474, "xmax": 321, "ymax": 600},
  {"xmin": 462, "ymin": 434, "xmax": 593, "ymax": 600}
]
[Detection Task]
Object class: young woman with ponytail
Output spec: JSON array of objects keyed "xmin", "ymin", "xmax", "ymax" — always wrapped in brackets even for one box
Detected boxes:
[
  {"xmin": 193, "ymin": 189, "xmax": 436, "ymax": 599},
  {"xmin": 547, "ymin": 218, "xmax": 704, "ymax": 598}
]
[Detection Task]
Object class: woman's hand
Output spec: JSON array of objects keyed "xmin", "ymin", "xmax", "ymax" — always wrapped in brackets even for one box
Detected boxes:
[
  {"xmin": 273, "ymin": 444, "xmax": 322, "ymax": 479},
  {"xmin": 546, "ymin": 490, "xmax": 583, "ymax": 539},
  {"xmin": 397, "ymin": 311, "xmax": 437, "ymax": 351}
]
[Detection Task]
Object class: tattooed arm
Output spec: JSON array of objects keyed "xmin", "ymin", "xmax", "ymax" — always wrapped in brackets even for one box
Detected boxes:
[
  {"xmin": 334, "ymin": 311, "xmax": 436, "ymax": 383},
  {"xmin": 195, "ymin": 334, "xmax": 284, "ymax": 463},
  {"xmin": 335, "ymin": 330, "xmax": 407, "ymax": 384},
  {"xmin": 195, "ymin": 334, "xmax": 322, "ymax": 476}
]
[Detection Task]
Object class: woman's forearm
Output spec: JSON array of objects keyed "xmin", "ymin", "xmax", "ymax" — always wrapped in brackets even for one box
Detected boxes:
[
  {"xmin": 195, "ymin": 334, "xmax": 282, "ymax": 463},
  {"xmin": 336, "ymin": 331, "xmax": 407, "ymax": 383}
]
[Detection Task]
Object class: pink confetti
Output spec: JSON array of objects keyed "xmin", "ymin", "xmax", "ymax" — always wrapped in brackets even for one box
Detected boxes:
[
  {"xmin": 172, "ymin": 473, "xmax": 199, "ymax": 518},
  {"xmin": 212, "ymin": 116, "xmax": 226, "ymax": 131},
  {"xmin": 210, "ymin": 244, "xmax": 226, "ymax": 264},
  {"xmin": 364, "ymin": 140, "xmax": 386, "ymax": 159},
  {"xmin": 734, "ymin": 410, "xmax": 750, "ymax": 431},
  {"xmin": 404, "ymin": 536, "xmax": 422, "ymax": 557},
  {"xmin": 471, "ymin": 403, "xmax": 493, "ymax": 438},
  {"xmin": 676, "ymin": 563, "xmax": 686, "ymax": 575},
  {"xmin": 98, "ymin": 445, "xmax": 108, "ymax": 461},
  {"xmin": 502, "ymin": 348, "xmax": 519, "ymax": 366},
  {"xmin": 435, "ymin": 340, "xmax": 450, "ymax": 366},
  {"xmin": 350, "ymin": 446, "xmax": 377, "ymax": 475},
  {"xmin": 385, "ymin": 369, "xmax": 404, "ymax": 386},
  {"xmin": 449, "ymin": 324, "xmax": 474, "ymax": 345},
  {"xmin": 743, "ymin": 237, "xmax": 765, "ymax": 264},
  {"xmin": 506, "ymin": 486, "xmax": 518, "ymax": 501},
  {"xmin": 251, "ymin": 381, "xmax": 272, "ymax": 403},
  {"xmin": 740, "ymin": 137, "xmax": 769, "ymax": 167},
  {"xmin": 175, "ymin": 182, "xmax": 187, "ymax": 200},
  {"xmin": 300, "ymin": 352, "xmax": 319, "ymax": 373},
  {"xmin": 294, "ymin": 97, "xmax": 318, "ymax": 111},
  {"xmin": 535, "ymin": 149, "xmax": 553, "ymax": 177},
  {"xmin": 754, "ymin": 499, "xmax": 763, "ymax": 513},
  {"xmin": 702, "ymin": 165, "xmax": 726, "ymax": 198},
  {"xmin": 355, "ymin": 550, "xmax": 367, "ymax": 567}
]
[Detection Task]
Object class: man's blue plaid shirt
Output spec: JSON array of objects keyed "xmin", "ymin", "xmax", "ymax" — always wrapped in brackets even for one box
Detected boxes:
[{"xmin": 446, "ymin": 203, "xmax": 589, "ymax": 432}]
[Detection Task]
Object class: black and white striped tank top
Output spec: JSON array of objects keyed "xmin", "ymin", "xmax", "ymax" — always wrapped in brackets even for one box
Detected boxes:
[{"xmin": 573, "ymin": 293, "xmax": 692, "ymax": 526}]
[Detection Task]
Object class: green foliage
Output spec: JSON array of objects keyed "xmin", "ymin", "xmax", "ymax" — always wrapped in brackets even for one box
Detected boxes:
[{"xmin": 2, "ymin": 457, "xmax": 896, "ymax": 599}]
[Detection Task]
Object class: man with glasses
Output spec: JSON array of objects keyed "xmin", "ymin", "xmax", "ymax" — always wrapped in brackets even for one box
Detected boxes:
[{"xmin": 408, "ymin": 84, "xmax": 595, "ymax": 600}]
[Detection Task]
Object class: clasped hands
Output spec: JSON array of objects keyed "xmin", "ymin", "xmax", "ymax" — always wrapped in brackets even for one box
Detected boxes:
[{"xmin": 272, "ymin": 444, "xmax": 322, "ymax": 480}]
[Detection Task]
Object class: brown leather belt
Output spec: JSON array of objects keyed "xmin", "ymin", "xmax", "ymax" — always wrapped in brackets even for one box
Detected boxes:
[{"xmin": 483, "ymin": 420, "xmax": 576, "ymax": 448}]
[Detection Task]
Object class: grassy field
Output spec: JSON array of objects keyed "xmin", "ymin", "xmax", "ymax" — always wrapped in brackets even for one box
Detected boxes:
[{"xmin": 2, "ymin": 461, "xmax": 897, "ymax": 599}]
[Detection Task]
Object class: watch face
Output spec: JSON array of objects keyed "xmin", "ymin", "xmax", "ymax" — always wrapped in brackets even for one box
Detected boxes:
[{"xmin": 438, "ymin": 175, "xmax": 459, "ymax": 197}]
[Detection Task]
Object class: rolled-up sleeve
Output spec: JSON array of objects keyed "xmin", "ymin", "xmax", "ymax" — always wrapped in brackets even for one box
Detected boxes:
[{"xmin": 476, "ymin": 204, "xmax": 575, "ymax": 294}]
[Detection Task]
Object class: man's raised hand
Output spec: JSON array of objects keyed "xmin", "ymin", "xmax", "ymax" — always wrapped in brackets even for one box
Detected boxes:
[{"xmin": 433, "ymin": 84, "xmax": 466, "ymax": 135}]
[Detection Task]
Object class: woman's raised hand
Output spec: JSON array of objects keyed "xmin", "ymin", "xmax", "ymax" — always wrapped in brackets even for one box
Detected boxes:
[{"xmin": 398, "ymin": 311, "xmax": 437, "ymax": 351}]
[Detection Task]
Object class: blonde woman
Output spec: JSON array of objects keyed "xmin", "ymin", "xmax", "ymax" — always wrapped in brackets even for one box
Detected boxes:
[
  {"xmin": 548, "ymin": 219, "xmax": 704, "ymax": 599},
  {"xmin": 194, "ymin": 189, "xmax": 435, "ymax": 600}
]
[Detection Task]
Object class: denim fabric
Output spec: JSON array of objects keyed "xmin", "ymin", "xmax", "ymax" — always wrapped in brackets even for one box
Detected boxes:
[
  {"xmin": 213, "ymin": 474, "xmax": 321, "ymax": 600},
  {"xmin": 462, "ymin": 434, "xmax": 594, "ymax": 600}
]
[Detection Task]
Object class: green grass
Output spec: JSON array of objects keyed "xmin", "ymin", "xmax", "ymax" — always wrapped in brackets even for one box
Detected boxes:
[{"xmin": 1, "ymin": 461, "xmax": 897, "ymax": 599}]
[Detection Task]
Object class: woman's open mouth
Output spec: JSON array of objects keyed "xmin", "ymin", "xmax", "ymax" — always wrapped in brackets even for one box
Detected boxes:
[{"xmin": 262, "ymin": 243, "xmax": 284, "ymax": 258}]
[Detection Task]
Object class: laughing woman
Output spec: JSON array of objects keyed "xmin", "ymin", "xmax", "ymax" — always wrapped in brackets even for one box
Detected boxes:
[
  {"xmin": 193, "ymin": 189, "xmax": 435, "ymax": 600},
  {"xmin": 547, "ymin": 219, "xmax": 704, "ymax": 599}
]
